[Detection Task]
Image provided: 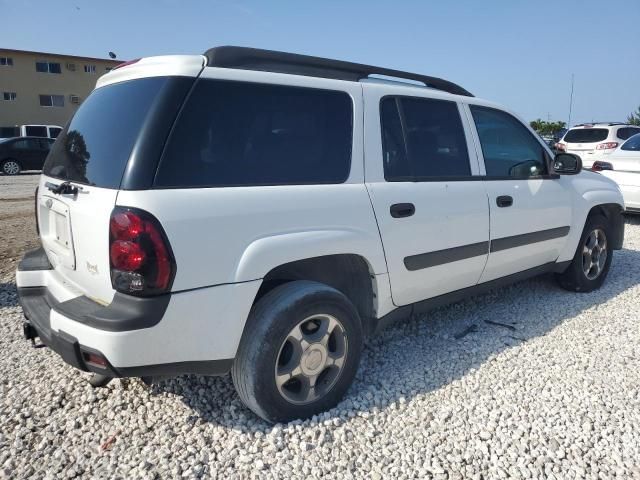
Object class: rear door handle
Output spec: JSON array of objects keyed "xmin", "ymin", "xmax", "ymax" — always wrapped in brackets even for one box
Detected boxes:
[
  {"xmin": 390, "ymin": 203, "xmax": 415, "ymax": 218},
  {"xmin": 496, "ymin": 195, "xmax": 513, "ymax": 208}
]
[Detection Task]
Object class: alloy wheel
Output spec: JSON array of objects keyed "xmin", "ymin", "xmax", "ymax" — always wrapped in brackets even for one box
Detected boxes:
[
  {"xmin": 582, "ymin": 228, "xmax": 607, "ymax": 280},
  {"xmin": 2, "ymin": 161, "xmax": 20, "ymax": 175},
  {"xmin": 275, "ymin": 314, "xmax": 348, "ymax": 404}
]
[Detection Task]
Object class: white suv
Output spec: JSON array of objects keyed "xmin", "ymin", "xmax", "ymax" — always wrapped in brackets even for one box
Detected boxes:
[
  {"xmin": 16, "ymin": 47, "xmax": 625, "ymax": 422},
  {"xmin": 557, "ymin": 123, "xmax": 640, "ymax": 168}
]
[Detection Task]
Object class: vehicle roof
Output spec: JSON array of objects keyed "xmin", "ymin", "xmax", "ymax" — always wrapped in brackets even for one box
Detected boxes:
[
  {"xmin": 95, "ymin": 47, "xmax": 518, "ymax": 115},
  {"xmin": 569, "ymin": 123, "xmax": 636, "ymax": 129}
]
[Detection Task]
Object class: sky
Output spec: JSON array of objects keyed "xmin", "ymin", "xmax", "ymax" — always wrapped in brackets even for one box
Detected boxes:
[{"xmin": 2, "ymin": 0, "xmax": 638, "ymax": 126}]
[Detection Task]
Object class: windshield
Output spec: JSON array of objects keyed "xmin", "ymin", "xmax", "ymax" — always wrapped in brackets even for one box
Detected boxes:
[
  {"xmin": 563, "ymin": 128, "xmax": 608, "ymax": 143},
  {"xmin": 43, "ymin": 77, "xmax": 170, "ymax": 188},
  {"xmin": 621, "ymin": 134, "xmax": 640, "ymax": 151}
]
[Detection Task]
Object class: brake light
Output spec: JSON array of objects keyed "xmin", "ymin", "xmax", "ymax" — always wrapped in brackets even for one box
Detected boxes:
[
  {"xmin": 112, "ymin": 58, "xmax": 141, "ymax": 70},
  {"xmin": 591, "ymin": 161, "xmax": 613, "ymax": 172},
  {"xmin": 109, "ymin": 207, "xmax": 175, "ymax": 296},
  {"xmin": 596, "ymin": 142, "xmax": 618, "ymax": 150}
]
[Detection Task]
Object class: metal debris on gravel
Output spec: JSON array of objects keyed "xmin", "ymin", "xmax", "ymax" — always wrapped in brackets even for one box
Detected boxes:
[{"xmin": 1, "ymin": 217, "xmax": 639, "ymax": 479}]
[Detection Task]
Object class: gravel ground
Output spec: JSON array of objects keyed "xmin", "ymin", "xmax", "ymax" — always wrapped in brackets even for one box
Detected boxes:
[{"xmin": 1, "ymin": 174, "xmax": 639, "ymax": 479}]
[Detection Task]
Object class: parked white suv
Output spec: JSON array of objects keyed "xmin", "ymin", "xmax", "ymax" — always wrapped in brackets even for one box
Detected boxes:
[
  {"xmin": 17, "ymin": 47, "xmax": 625, "ymax": 422},
  {"xmin": 557, "ymin": 123, "xmax": 640, "ymax": 168}
]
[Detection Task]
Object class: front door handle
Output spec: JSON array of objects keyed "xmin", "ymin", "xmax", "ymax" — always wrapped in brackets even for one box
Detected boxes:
[
  {"xmin": 390, "ymin": 203, "xmax": 415, "ymax": 218},
  {"xmin": 496, "ymin": 195, "xmax": 513, "ymax": 208}
]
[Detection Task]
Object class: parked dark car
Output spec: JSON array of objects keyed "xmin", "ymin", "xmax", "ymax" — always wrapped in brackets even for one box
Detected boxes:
[{"xmin": 0, "ymin": 137, "xmax": 55, "ymax": 175}]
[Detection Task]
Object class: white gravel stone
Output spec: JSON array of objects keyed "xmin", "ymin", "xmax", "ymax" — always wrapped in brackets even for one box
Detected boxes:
[{"xmin": 1, "ymin": 217, "xmax": 640, "ymax": 479}]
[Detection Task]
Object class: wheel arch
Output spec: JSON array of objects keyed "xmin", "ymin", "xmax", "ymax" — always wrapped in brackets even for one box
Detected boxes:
[
  {"xmin": 586, "ymin": 203, "xmax": 624, "ymax": 250},
  {"xmin": 254, "ymin": 254, "xmax": 379, "ymax": 336}
]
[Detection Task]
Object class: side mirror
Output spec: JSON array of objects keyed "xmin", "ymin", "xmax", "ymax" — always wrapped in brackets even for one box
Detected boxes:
[{"xmin": 553, "ymin": 153, "xmax": 582, "ymax": 175}]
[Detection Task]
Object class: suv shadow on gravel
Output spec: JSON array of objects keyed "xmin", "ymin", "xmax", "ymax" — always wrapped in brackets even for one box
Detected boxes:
[{"xmin": 148, "ymin": 246, "xmax": 640, "ymax": 428}]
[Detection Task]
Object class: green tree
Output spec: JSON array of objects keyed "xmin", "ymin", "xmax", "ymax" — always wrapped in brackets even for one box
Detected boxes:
[
  {"xmin": 627, "ymin": 105, "xmax": 640, "ymax": 126},
  {"xmin": 530, "ymin": 119, "xmax": 566, "ymax": 136}
]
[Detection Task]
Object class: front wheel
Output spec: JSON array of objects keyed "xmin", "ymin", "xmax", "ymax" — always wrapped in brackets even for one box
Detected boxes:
[
  {"xmin": 231, "ymin": 281, "xmax": 363, "ymax": 423},
  {"xmin": 1, "ymin": 159, "xmax": 21, "ymax": 176},
  {"xmin": 556, "ymin": 214, "xmax": 613, "ymax": 292}
]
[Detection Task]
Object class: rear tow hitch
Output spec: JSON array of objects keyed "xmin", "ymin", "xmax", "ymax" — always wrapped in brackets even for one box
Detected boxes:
[{"xmin": 23, "ymin": 323, "xmax": 46, "ymax": 349}]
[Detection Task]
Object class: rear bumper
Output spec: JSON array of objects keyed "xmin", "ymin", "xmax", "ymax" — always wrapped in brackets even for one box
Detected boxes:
[{"xmin": 16, "ymin": 247, "xmax": 260, "ymax": 377}]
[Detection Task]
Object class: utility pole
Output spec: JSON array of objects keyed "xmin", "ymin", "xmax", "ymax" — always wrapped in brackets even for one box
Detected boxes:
[{"xmin": 568, "ymin": 74, "xmax": 575, "ymax": 127}]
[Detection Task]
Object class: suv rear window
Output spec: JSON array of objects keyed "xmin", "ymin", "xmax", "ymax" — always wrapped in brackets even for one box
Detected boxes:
[
  {"xmin": 154, "ymin": 79, "xmax": 353, "ymax": 188},
  {"xmin": 563, "ymin": 128, "xmax": 608, "ymax": 143},
  {"xmin": 44, "ymin": 77, "xmax": 170, "ymax": 188}
]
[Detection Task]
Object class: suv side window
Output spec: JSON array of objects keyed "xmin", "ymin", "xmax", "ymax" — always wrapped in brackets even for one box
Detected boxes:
[
  {"xmin": 470, "ymin": 105, "xmax": 549, "ymax": 178},
  {"xmin": 155, "ymin": 79, "xmax": 353, "ymax": 188},
  {"xmin": 380, "ymin": 96, "xmax": 470, "ymax": 181},
  {"xmin": 617, "ymin": 127, "xmax": 640, "ymax": 141}
]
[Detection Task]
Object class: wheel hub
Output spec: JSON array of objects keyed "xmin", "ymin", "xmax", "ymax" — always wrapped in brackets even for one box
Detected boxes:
[
  {"xmin": 301, "ymin": 344, "xmax": 327, "ymax": 376},
  {"xmin": 582, "ymin": 228, "xmax": 607, "ymax": 280}
]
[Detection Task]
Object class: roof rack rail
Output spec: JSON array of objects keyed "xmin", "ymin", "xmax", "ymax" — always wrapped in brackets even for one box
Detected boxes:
[
  {"xmin": 203, "ymin": 46, "xmax": 473, "ymax": 97},
  {"xmin": 573, "ymin": 122, "xmax": 626, "ymax": 127}
]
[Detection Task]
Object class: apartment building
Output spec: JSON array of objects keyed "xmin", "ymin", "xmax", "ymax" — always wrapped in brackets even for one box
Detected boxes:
[{"xmin": 0, "ymin": 48, "xmax": 121, "ymax": 136}]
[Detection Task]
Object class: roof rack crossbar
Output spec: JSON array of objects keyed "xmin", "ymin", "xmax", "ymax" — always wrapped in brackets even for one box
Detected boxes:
[{"xmin": 203, "ymin": 46, "xmax": 473, "ymax": 97}]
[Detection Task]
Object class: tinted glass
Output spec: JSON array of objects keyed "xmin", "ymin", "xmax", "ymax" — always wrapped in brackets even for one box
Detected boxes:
[
  {"xmin": 36, "ymin": 62, "xmax": 48, "ymax": 72},
  {"xmin": 563, "ymin": 128, "xmax": 608, "ymax": 143},
  {"xmin": 621, "ymin": 134, "xmax": 640, "ymax": 151},
  {"xmin": 39, "ymin": 95, "xmax": 52, "ymax": 107},
  {"xmin": 49, "ymin": 63, "xmax": 61, "ymax": 74},
  {"xmin": 49, "ymin": 127, "xmax": 62, "ymax": 138},
  {"xmin": 44, "ymin": 77, "xmax": 170, "ymax": 188},
  {"xmin": 156, "ymin": 79, "xmax": 353, "ymax": 187},
  {"xmin": 470, "ymin": 106, "xmax": 548, "ymax": 177},
  {"xmin": 617, "ymin": 127, "xmax": 640, "ymax": 140},
  {"xmin": 380, "ymin": 96, "xmax": 470, "ymax": 180},
  {"xmin": 25, "ymin": 126, "xmax": 47, "ymax": 137}
]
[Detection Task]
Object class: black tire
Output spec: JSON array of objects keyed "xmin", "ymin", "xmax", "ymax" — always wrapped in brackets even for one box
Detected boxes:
[
  {"xmin": 231, "ymin": 280, "xmax": 363, "ymax": 423},
  {"xmin": 1, "ymin": 158, "xmax": 21, "ymax": 176},
  {"xmin": 556, "ymin": 214, "xmax": 613, "ymax": 292}
]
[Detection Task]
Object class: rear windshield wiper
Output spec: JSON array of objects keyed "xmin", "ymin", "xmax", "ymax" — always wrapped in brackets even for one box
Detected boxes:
[{"xmin": 44, "ymin": 181, "xmax": 83, "ymax": 196}]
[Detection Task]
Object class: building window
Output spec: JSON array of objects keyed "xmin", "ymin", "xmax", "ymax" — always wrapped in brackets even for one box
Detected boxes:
[
  {"xmin": 84, "ymin": 64, "xmax": 96, "ymax": 74},
  {"xmin": 36, "ymin": 61, "xmax": 62, "ymax": 74},
  {"xmin": 39, "ymin": 94, "xmax": 65, "ymax": 107},
  {"xmin": 0, "ymin": 57, "xmax": 14, "ymax": 66},
  {"xmin": 2, "ymin": 92, "xmax": 17, "ymax": 101}
]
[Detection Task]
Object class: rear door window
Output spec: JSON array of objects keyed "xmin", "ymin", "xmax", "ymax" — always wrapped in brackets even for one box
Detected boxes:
[
  {"xmin": 380, "ymin": 96, "xmax": 471, "ymax": 180},
  {"xmin": 155, "ymin": 79, "xmax": 353, "ymax": 187},
  {"xmin": 563, "ymin": 128, "xmax": 608, "ymax": 143},
  {"xmin": 44, "ymin": 77, "xmax": 171, "ymax": 188},
  {"xmin": 621, "ymin": 134, "xmax": 640, "ymax": 151}
]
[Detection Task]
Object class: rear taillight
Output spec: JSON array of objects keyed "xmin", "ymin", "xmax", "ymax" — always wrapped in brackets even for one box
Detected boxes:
[
  {"xmin": 591, "ymin": 161, "xmax": 614, "ymax": 172},
  {"xmin": 109, "ymin": 207, "xmax": 175, "ymax": 296},
  {"xmin": 596, "ymin": 142, "xmax": 618, "ymax": 150}
]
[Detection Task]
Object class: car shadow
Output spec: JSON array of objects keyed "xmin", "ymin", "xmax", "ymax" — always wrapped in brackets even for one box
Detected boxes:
[{"xmin": 152, "ymin": 245, "xmax": 640, "ymax": 430}]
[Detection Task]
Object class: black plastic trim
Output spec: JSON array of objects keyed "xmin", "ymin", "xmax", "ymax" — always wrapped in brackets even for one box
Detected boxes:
[
  {"xmin": 119, "ymin": 76, "xmax": 199, "ymax": 190},
  {"xmin": 17, "ymin": 246, "xmax": 52, "ymax": 271},
  {"xmin": 490, "ymin": 226, "xmax": 570, "ymax": 252},
  {"xmin": 18, "ymin": 285, "xmax": 170, "ymax": 333},
  {"xmin": 384, "ymin": 174, "xmax": 561, "ymax": 182},
  {"xmin": 626, "ymin": 207, "xmax": 640, "ymax": 214},
  {"xmin": 204, "ymin": 46, "xmax": 473, "ymax": 97},
  {"xmin": 376, "ymin": 261, "xmax": 571, "ymax": 333},
  {"xmin": 404, "ymin": 241, "xmax": 489, "ymax": 271}
]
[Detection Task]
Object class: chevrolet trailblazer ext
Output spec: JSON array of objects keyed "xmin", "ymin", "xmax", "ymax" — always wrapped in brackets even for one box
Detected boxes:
[{"xmin": 17, "ymin": 47, "xmax": 624, "ymax": 422}]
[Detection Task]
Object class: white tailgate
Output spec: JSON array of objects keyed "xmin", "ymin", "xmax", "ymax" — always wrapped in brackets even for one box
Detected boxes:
[{"xmin": 38, "ymin": 175, "xmax": 118, "ymax": 304}]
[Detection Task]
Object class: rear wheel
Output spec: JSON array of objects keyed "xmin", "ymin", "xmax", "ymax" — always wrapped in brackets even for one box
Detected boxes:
[
  {"xmin": 1, "ymin": 159, "xmax": 21, "ymax": 175},
  {"xmin": 232, "ymin": 281, "xmax": 363, "ymax": 423},
  {"xmin": 556, "ymin": 214, "xmax": 613, "ymax": 292}
]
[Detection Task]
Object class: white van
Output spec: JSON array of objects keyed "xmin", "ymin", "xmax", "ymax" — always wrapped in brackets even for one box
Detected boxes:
[{"xmin": 20, "ymin": 125, "xmax": 63, "ymax": 139}]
